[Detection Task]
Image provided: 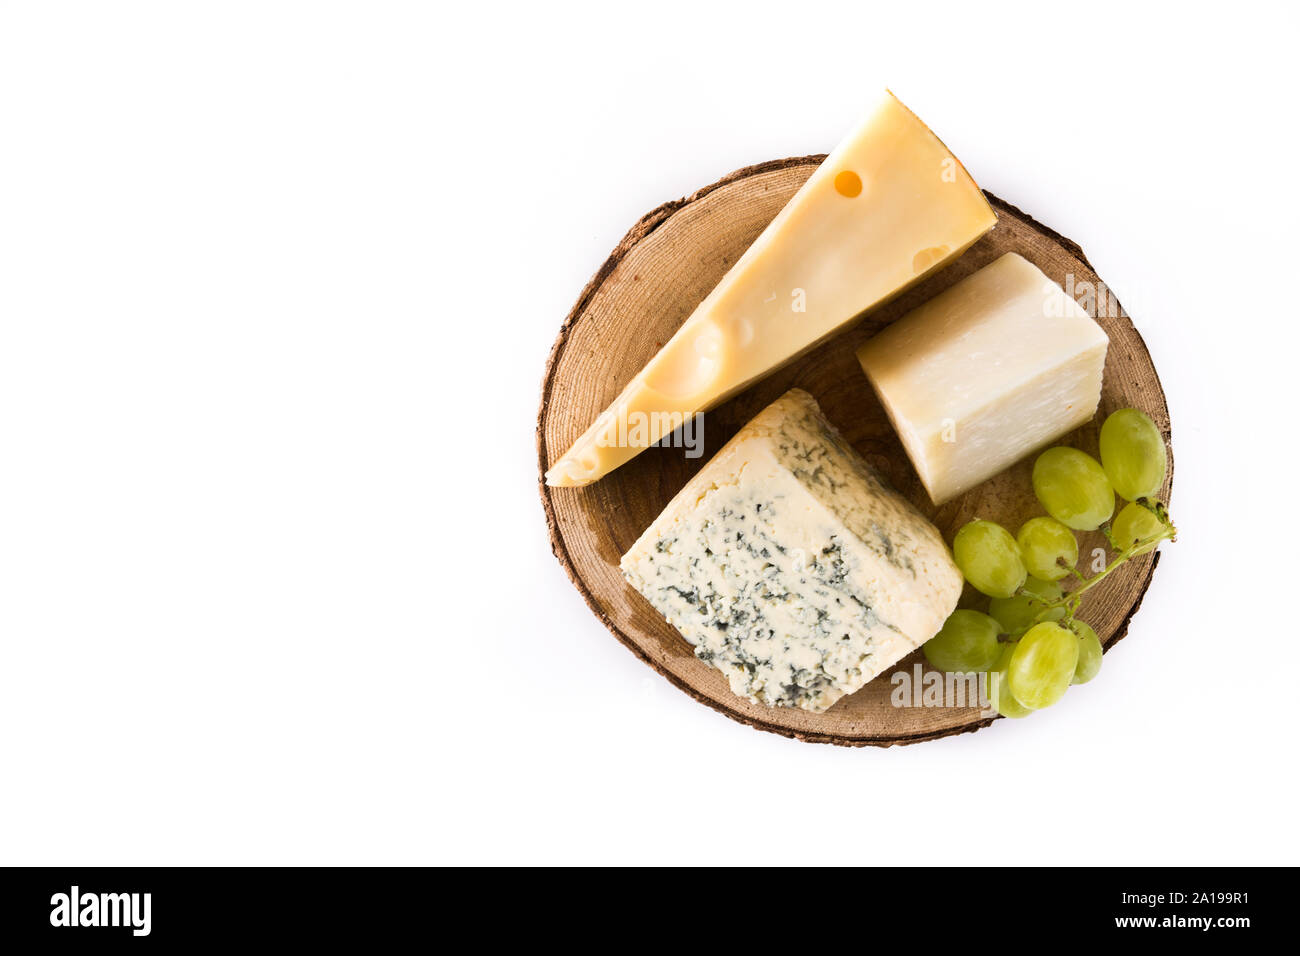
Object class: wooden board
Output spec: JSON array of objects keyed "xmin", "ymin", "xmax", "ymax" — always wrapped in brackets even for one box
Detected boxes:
[{"xmin": 537, "ymin": 155, "xmax": 1173, "ymax": 747}]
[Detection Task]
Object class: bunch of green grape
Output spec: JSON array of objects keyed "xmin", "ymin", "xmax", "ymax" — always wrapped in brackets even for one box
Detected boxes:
[{"xmin": 923, "ymin": 407, "xmax": 1174, "ymax": 719}]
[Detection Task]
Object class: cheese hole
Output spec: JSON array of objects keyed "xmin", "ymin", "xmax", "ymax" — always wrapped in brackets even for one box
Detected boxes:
[
  {"xmin": 732, "ymin": 316, "xmax": 754, "ymax": 347},
  {"xmin": 912, "ymin": 245, "xmax": 950, "ymax": 274},
  {"xmin": 643, "ymin": 321, "xmax": 724, "ymax": 397},
  {"xmin": 833, "ymin": 170, "xmax": 862, "ymax": 198}
]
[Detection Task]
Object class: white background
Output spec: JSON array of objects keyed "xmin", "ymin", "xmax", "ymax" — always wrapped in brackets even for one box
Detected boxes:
[{"xmin": 1, "ymin": 1, "xmax": 1296, "ymax": 866}]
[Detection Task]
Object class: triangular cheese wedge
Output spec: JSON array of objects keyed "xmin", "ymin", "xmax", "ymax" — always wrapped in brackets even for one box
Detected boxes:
[{"xmin": 546, "ymin": 91, "xmax": 996, "ymax": 487}]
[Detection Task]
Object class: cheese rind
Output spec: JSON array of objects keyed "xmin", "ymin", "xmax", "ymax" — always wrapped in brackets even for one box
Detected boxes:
[
  {"xmin": 546, "ymin": 92, "xmax": 996, "ymax": 487},
  {"xmin": 620, "ymin": 389, "xmax": 963, "ymax": 712},
  {"xmin": 855, "ymin": 253, "xmax": 1109, "ymax": 505}
]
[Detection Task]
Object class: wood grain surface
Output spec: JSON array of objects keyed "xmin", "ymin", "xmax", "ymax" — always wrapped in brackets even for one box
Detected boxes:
[{"xmin": 537, "ymin": 156, "xmax": 1173, "ymax": 747}]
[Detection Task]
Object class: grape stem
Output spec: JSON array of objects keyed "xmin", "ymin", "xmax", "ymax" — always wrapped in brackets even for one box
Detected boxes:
[
  {"xmin": 1008, "ymin": 502, "xmax": 1177, "ymax": 637},
  {"xmin": 1063, "ymin": 563, "xmax": 1088, "ymax": 583}
]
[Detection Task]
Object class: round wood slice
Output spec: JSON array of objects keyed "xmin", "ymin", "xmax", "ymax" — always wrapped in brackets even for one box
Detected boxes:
[{"xmin": 537, "ymin": 155, "xmax": 1173, "ymax": 747}]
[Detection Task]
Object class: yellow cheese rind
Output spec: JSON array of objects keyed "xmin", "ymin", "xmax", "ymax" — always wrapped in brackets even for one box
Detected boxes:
[
  {"xmin": 546, "ymin": 92, "xmax": 997, "ymax": 487},
  {"xmin": 856, "ymin": 253, "xmax": 1110, "ymax": 505}
]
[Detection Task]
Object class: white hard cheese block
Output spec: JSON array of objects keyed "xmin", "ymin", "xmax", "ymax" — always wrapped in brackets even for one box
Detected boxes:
[
  {"xmin": 856, "ymin": 253, "xmax": 1109, "ymax": 506},
  {"xmin": 546, "ymin": 92, "xmax": 996, "ymax": 487},
  {"xmin": 620, "ymin": 389, "xmax": 963, "ymax": 713}
]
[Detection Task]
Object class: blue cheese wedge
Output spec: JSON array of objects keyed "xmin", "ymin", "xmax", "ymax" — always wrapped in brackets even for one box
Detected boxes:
[{"xmin": 620, "ymin": 389, "xmax": 963, "ymax": 712}]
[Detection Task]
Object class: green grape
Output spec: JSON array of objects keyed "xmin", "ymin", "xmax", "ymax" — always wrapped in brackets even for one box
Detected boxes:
[
  {"xmin": 1070, "ymin": 620, "xmax": 1103, "ymax": 685},
  {"xmin": 988, "ymin": 576, "xmax": 1066, "ymax": 632},
  {"xmin": 1007, "ymin": 622, "xmax": 1079, "ymax": 710},
  {"xmin": 923, "ymin": 610, "xmax": 1001, "ymax": 672},
  {"xmin": 1031, "ymin": 447, "xmax": 1115, "ymax": 531},
  {"xmin": 1100, "ymin": 408, "xmax": 1167, "ymax": 502},
  {"xmin": 1111, "ymin": 501, "xmax": 1166, "ymax": 555},
  {"xmin": 952, "ymin": 520, "xmax": 1026, "ymax": 599},
  {"xmin": 986, "ymin": 641, "xmax": 1032, "ymax": 719},
  {"xmin": 1016, "ymin": 516, "xmax": 1079, "ymax": 581}
]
